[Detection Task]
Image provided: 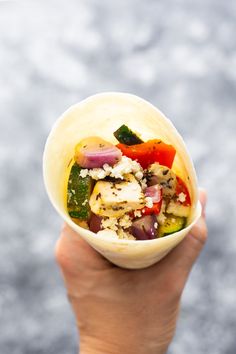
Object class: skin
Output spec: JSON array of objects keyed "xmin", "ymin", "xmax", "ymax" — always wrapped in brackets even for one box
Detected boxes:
[{"xmin": 55, "ymin": 189, "xmax": 207, "ymax": 354}]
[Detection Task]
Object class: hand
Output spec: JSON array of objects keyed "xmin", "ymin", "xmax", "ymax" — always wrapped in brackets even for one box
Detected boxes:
[{"xmin": 55, "ymin": 189, "xmax": 207, "ymax": 354}]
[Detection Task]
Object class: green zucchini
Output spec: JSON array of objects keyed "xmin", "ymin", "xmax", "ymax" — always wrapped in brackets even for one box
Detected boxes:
[
  {"xmin": 67, "ymin": 163, "xmax": 93, "ymax": 220},
  {"xmin": 114, "ymin": 124, "xmax": 143, "ymax": 145},
  {"xmin": 158, "ymin": 214, "xmax": 186, "ymax": 237}
]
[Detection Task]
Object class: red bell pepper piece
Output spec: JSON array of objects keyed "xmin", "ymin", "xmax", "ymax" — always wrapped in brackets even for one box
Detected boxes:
[
  {"xmin": 130, "ymin": 200, "xmax": 162, "ymax": 219},
  {"xmin": 117, "ymin": 139, "xmax": 176, "ymax": 169},
  {"xmin": 140, "ymin": 202, "xmax": 162, "ymax": 216},
  {"xmin": 176, "ymin": 176, "xmax": 191, "ymax": 206}
]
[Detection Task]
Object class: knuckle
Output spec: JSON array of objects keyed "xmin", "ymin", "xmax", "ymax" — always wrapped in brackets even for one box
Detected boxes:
[{"xmin": 190, "ymin": 218, "xmax": 208, "ymax": 247}]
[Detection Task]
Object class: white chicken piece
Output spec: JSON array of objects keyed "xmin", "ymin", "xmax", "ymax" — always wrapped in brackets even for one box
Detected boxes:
[{"xmin": 89, "ymin": 174, "xmax": 145, "ymax": 217}]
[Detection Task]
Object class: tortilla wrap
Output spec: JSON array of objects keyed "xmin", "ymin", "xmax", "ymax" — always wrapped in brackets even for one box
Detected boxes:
[{"xmin": 43, "ymin": 92, "xmax": 201, "ymax": 269}]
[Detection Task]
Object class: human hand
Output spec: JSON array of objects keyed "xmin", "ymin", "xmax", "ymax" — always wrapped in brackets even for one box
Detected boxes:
[{"xmin": 55, "ymin": 189, "xmax": 207, "ymax": 354}]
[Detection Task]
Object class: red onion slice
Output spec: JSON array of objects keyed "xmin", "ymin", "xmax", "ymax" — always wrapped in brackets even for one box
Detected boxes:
[
  {"xmin": 131, "ymin": 215, "xmax": 157, "ymax": 240},
  {"xmin": 75, "ymin": 137, "xmax": 122, "ymax": 168},
  {"xmin": 82, "ymin": 147, "xmax": 122, "ymax": 168},
  {"xmin": 145, "ymin": 184, "xmax": 162, "ymax": 203},
  {"xmin": 89, "ymin": 213, "xmax": 103, "ymax": 233}
]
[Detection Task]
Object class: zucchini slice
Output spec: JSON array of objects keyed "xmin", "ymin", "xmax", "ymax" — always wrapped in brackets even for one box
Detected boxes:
[
  {"xmin": 67, "ymin": 163, "xmax": 93, "ymax": 220},
  {"xmin": 114, "ymin": 124, "xmax": 143, "ymax": 145},
  {"xmin": 158, "ymin": 214, "xmax": 186, "ymax": 237}
]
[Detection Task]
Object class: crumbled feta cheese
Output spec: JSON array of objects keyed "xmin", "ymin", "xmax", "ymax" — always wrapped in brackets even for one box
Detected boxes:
[
  {"xmin": 154, "ymin": 222, "xmax": 158, "ymax": 229},
  {"xmin": 145, "ymin": 196, "xmax": 153, "ymax": 208},
  {"xmin": 103, "ymin": 163, "xmax": 113, "ymax": 173},
  {"xmin": 89, "ymin": 168, "xmax": 107, "ymax": 180},
  {"xmin": 97, "ymin": 229, "xmax": 118, "ymax": 239},
  {"xmin": 134, "ymin": 210, "xmax": 142, "ymax": 218},
  {"xmin": 101, "ymin": 217, "xmax": 119, "ymax": 231},
  {"xmin": 140, "ymin": 178, "xmax": 147, "ymax": 190},
  {"xmin": 109, "ymin": 156, "xmax": 141, "ymax": 179},
  {"xmin": 135, "ymin": 171, "xmax": 143, "ymax": 180},
  {"xmin": 177, "ymin": 192, "xmax": 186, "ymax": 203},
  {"xmin": 97, "ymin": 226, "xmax": 135, "ymax": 240},
  {"xmin": 82, "ymin": 199, "xmax": 88, "ymax": 206},
  {"xmin": 80, "ymin": 169, "xmax": 89, "ymax": 178},
  {"xmin": 80, "ymin": 156, "xmax": 143, "ymax": 181},
  {"xmin": 117, "ymin": 228, "xmax": 135, "ymax": 240},
  {"xmin": 119, "ymin": 214, "xmax": 132, "ymax": 229}
]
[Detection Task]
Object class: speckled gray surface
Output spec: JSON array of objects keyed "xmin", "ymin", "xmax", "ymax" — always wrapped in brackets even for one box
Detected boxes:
[{"xmin": 0, "ymin": 0, "xmax": 236, "ymax": 353}]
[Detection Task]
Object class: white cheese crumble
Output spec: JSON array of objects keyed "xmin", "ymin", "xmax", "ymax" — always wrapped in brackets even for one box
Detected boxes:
[
  {"xmin": 97, "ymin": 229, "xmax": 118, "ymax": 239},
  {"xmin": 119, "ymin": 214, "xmax": 132, "ymax": 229},
  {"xmin": 98, "ymin": 212, "xmax": 135, "ymax": 240},
  {"xmin": 79, "ymin": 156, "xmax": 143, "ymax": 181},
  {"xmin": 145, "ymin": 196, "xmax": 153, "ymax": 208},
  {"xmin": 134, "ymin": 210, "xmax": 142, "ymax": 218},
  {"xmin": 97, "ymin": 226, "xmax": 135, "ymax": 240},
  {"xmin": 177, "ymin": 192, "xmax": 186, "ymax": 203},
  {"xmin": 101, "ymin": 214, "xmax": 132, "ymax": 232},
  {"xmin": 140, "ymin": 178, "xmax": 147, "ymax": 190},
  {"xmin": 154, "ymin": 222, "xmax": 158, "ymax": 229},
  {"xmin": 79, "ymin": 169, "xmax": 89, "ymax": 178},
  {"xmin": 82, "ymin": 199, "xmax": 88, "ymax": 206},
  {"xmin": 89, "ymin": 168, "xmax": 107, "ymax": 180},
  {"xmin": 135, "ymin": 171, "xmax": 143, "ymax": 180},
  {"xmin": 101, "ymin": 217, "xmax": 119, "ymax": 231},
  {"xmin": 117, "ymin": 228, "xmax": 135, "ymax": 240}
]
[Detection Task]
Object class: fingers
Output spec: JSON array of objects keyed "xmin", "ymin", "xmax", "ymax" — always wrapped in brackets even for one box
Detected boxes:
[{"xmin": 154, "ymin": 188, "xmax": 208, "ymax": 290}]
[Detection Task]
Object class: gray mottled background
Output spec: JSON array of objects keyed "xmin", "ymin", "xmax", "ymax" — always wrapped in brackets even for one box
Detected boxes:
[{"xmin": 0, "ymin": 0, "xmax": 236, "ymax": 353}]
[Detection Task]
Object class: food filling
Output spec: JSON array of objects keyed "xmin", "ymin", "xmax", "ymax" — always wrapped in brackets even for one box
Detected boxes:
[{"xmin": 66, "ymin": 124, "xmax": 191, "ymax": 240}]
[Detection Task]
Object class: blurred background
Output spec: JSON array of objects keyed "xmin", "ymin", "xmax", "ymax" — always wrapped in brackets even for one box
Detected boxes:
[{"xmin": 0, "ymin": 0, "xmax": 236, "ymax": 353}]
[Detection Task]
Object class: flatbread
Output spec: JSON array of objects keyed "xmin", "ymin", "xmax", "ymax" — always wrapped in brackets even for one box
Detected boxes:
[{"xmin": 43, "ymin": 93, "xmax": 201, "ymax": 269}]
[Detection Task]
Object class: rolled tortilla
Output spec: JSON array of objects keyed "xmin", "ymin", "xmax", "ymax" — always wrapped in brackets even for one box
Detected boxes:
[{"xmin": 43, "ymin": 92, "xmax": 201, "ymax": 269}]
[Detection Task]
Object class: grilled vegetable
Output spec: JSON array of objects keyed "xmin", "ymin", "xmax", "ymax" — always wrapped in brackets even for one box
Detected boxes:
[
  {"xmin": 158, "ymin": 214, "xmax": 186, "ymax": 237},
  {"xmin": 67, "ymin": 163, "xmax": 93, "ymax": 220},
  {"xmin": 114, "ymin": 124, "xmax": 143, "ymax": 145},
  {"xmin": 72, "ymin": 219, "xmax": 89, "ymax": 229},
  {"xmin": 166, "ymin": 201, "xmax": 190, "ymax": 217},
  {"xmin": 145, "ymin": 184, "xmax": 162, "ymax": 203},
  {"xmin": 89, "ymin": 174, "xmax": 145, "ymax": 217},
  {"xmin": 176, "ymin": 176, "xmax": 191, "ymax": 206},
  {"xmin": 131, "ymin": 215, "xmax": 157, "ymax": 240},
  {"xmin": 138, "ymin": 203, "xmax": 162, "ymax": 217},
  {"xmin": 117, "ymin": 139, "xmax": 176, "ymax": 169},
  {"xmin": 148, "ymin": 164, "xmax": 177, "ymax": 197},
  {"xmin": 89, "ymin": 213, "xmax": 103, "ymax": 233},
  {"xmin": 75, "ymin": 137, "xmax": 122, "ymax": 168}
]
